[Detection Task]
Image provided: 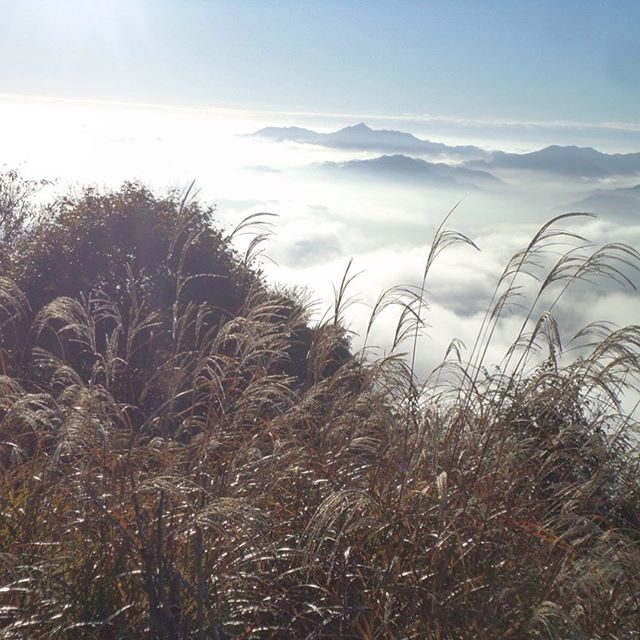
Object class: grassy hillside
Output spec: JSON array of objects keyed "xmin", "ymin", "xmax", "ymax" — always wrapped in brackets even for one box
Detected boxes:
[{"xmin": 0, "ymin": 171, "xmax": 639, "ymax": 639}]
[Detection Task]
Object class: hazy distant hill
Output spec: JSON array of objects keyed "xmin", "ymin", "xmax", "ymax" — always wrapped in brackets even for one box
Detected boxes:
[
  {"xmin": 568, "ymin": 184, "xmax": 640, "ymax": 216},
  {"xmin": 313, "ymin": 154, "xmax": 500, "ymax": 189},
  {"xmin": 251, "ymin": 122, "xmax": 487, "ymax": 158},
  {"xmin": 468, "ymin": 145, "xmax": 640, "ymax": 178}
]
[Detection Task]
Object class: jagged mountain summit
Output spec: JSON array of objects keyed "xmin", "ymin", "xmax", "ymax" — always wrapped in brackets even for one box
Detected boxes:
[{"xmin": 251, "ymin": 122, "xmax": 487, "ymax": 158}]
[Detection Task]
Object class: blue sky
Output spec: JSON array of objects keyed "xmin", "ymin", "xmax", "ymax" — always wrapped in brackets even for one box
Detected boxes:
[{"xmin": 1, "ymin": 0, "xmax": 639, "ymax": 124}]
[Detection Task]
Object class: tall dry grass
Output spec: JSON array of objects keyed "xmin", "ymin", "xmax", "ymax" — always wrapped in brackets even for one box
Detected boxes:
[{"xmin": 0, "ymin": 173, "xmax": 639, "ymax": 638}]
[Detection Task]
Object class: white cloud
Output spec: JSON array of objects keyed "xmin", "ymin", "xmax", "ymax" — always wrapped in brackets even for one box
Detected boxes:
[{"xmin": 2, "ymin": 94, "xmax": 638, "ymax": 383}]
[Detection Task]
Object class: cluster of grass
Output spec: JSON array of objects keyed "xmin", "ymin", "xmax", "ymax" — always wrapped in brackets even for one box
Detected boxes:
[{"xmin": 0, "ymin": 170, "xmax": 639, "ymax": 638}]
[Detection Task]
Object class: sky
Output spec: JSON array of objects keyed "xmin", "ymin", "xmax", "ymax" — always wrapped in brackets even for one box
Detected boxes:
[
  {"xmin": 1, "ymin": 0, "xmax": 639, "ymax": 124},
  {"xmin": 1, "ymin": 1, "xmax": 639, "ymax": 382}
]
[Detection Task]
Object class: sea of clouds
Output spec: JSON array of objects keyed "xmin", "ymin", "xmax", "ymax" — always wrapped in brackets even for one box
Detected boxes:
[{"xmin": 2, "ymin": 95, "xmax": 639, "ymax": 380}]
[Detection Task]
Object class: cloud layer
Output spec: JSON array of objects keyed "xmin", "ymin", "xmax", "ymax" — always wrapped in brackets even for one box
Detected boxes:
[{"xmin": 1, "ymin": 96, "xmax": 638, "ymax": 380}]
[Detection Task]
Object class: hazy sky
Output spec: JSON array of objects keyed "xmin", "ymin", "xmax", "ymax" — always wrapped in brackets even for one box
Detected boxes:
[
  {"xmin": 1, "ymin": 1, "xmax": 639, "ymax": 378},
  {"xmin": 2, "ymin": 0, "xmax": 639, "ymax": 124}
]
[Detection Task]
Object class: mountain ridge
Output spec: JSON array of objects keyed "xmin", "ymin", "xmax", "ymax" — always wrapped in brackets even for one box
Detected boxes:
[
  {"xmin": 250, "ymin": 123, "xmax": 487, "ymax": 158},
  {"xmin": 468, "ymin": 145, "xmax": 640, "ymax": 178},
  {"xmin": 312, "ymin": 153, "xmax": 500, "ymax": 189},
  {"xmin": 567, "ymin": 183, "xmax": 640, "ymax": 216}
]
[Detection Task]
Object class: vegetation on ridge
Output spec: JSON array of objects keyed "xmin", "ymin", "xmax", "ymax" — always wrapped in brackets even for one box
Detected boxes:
[{"xmin": 0, "ymin": 169, "xmax": 639, "ymax": 639}]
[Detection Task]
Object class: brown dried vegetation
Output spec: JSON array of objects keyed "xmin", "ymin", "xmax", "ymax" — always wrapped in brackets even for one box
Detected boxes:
[{"xmin": 0, "ymin": 170, "xmax": 639, "ymax": 638}]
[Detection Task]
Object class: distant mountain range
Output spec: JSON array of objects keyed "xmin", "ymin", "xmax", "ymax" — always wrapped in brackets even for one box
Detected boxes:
[
  {"xmin": 312, "ymin": 154, "xmax": 500, "ymax": 190},
  {"xmin": 568, "ymin": 184, "xmax": 640, "ymax": 217},
  {"xmin": 468, "ymin": 145, "xmax": 640, "ymax": 178},
  {"xmin": 251, "ymin": 122, "xmax": 640, "ymax": 183},
  {"xmin": 251, "ymin": 123, "xmax": 487, "ymax": 158}
]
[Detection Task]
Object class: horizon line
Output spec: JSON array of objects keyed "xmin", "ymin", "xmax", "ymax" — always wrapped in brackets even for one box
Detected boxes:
[{"xmin": 1, "ymin": 92, "xmax": 639, "ymax": 135}]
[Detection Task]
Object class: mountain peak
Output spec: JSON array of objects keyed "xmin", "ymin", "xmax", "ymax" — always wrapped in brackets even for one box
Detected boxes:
[
  {"xmin": 539, "ymin": 144, "xmax": 599, "ymax": 154},
  {"xmin": 346, "ymin": 122, "xmax": 372, "ymax": 131}
]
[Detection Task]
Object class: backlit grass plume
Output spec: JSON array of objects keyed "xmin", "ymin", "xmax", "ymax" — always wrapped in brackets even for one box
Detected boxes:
[{"xmin": 0, "ymin": 169, "xmax": 638, "ymax": 639}]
